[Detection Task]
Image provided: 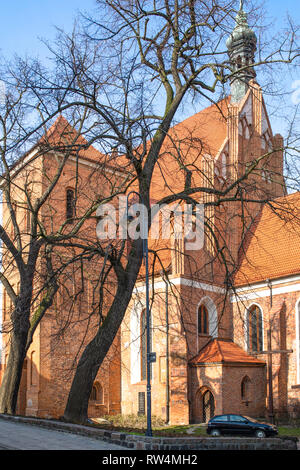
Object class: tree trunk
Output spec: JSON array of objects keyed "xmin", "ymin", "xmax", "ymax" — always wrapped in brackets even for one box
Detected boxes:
[
  {"xmin": 63, "ymin": 267, "xmax": 140, "ymax": 423},
  {"xmin": 0, "ymin": 330, "xmax": 28, "ymax": 414}
]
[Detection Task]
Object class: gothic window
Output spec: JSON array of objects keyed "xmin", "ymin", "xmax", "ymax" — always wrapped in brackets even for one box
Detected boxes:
[
  {"xmin": 66, "ymin": 188, "xmax": 75, "ymax": 223},
  {"xmin": 26, "ymin": 209, "xmax": 31, "ymax": 233},
  {"xmin": 10, "ymin": 202, "xmax": 17, "ymax": 238},
  {"xmin": 262, "ymin": 167, "xmax": 272, "ymax": 183},
  {"xmin": 198, "ymin": 304, "xmax": 209, "ymax": 335},
  {"xmin": 141, "ymin": 309, "xmax": 152, "ymax": 381},
  {"xmin": 141, "ymin": 309, "xmax": 147, "ymax": 381},
  {"xmin": 138, "ymin": 391, "xmax": 145, "ymax": 415},
  {"xmin": 30, "ymin": 351, "xmax": 37, "ymax": 386},
  {"xmin": 90, "ymin": 382, "xmax": 104, "ymax": 403},
  {"xmin": 202, "ymin": 389, "xmax": 215, "ymax": 422},
  {"xmin": 262, "ymin": 130, "xmax": 272, "ymax": 152},
  {"xmin": 90, "ymin": 385, "xmax": 97, "ymax": 401},
  {"xmin": 222, "ymin": 152, "xmax": 227, "ymax": 178},
  {"xmin": 241, "ymin": 117, "xmax": 250, "ymax": 140},
  {"xmin": 241, "ymin": 376, "xmax": 251, "ymax": 400},
  {"xmin": 3, "ymin": 290, "xmax": 7, "ymax": 321},
  {"xmin": 247, "ymin": 305, "xmax": 263, "ymax": 353}
]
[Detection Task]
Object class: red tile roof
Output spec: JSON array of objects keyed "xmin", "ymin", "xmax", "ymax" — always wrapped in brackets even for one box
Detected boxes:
[
  {"xmin": 189, "ymin": 338, "xmax": 265, "ymax": 366},
  {"xmin": 235, "ymin": 191, "xmax": 300, "ymax": 286},
  {"xmin": 40, "ymin": 115, "xmax": 108, "ymax": 163}
]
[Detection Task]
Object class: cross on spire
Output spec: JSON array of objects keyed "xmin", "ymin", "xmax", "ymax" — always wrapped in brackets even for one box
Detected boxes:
[{"xmin": 239, "ymin": 0, "xmax": 244, "ymax": 10}]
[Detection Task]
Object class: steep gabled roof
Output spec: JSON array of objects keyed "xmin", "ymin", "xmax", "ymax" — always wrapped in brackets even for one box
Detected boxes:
[
  {"xmin": 168, "ymin": 97, "xmax": 229, "ymax": 158},
  {"xmin": 189, "ymin": 338, "xmax": 265, "ymax": 366},
  {"xmin": 234, "ymin": 191, "xmax": 300, "ymax": 286},
  {"xmin": 40, "ymin": 115, "xmax": 108, "ymax": 164}
]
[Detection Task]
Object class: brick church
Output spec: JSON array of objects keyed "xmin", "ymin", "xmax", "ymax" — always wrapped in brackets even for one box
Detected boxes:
[{"xmin": 1, "ymin": 5, "xmax": 300, "ymax": 424}]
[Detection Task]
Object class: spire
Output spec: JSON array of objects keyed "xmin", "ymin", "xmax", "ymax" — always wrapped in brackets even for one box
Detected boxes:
[{"xmin": 226, "ymin": 1, "xmax": 257, "ymax": 102}]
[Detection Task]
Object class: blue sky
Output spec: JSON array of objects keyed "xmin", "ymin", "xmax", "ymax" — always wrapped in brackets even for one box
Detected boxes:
[
  {"xmin": 0, "ymin": 0, "xmax": 299, "ymax": 135},
  {"xmin": 0, "ymin": 1, "xmax": 299, "ymax": 59},
  {"xmin": 0, "ymin": 0, "xmax": 96, "ymax": 58}
]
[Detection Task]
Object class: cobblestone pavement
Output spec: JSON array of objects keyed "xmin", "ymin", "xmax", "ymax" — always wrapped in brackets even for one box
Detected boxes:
[{"xmin": 0, "ymin": 419, "xmax": 124, "ymax": 450}]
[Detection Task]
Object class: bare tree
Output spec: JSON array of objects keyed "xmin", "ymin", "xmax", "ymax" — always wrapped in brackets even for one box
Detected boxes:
[
  {"xmin": 47, "ymin": 0, "xmax": 298, "ymax": 423},
  {"xmin": 0, "ymin": 57, "xmax": 133, "ymax": 414},
  {"xmin": 1, "ymin": 0, "xmax": 299, "ymax": 423}
]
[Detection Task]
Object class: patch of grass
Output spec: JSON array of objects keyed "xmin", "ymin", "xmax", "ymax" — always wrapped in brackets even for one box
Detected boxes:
[
  {"xmin": 92, "ymin": 415, "xmax": 208, "ymax": 437},
  {"xmin": 154, "ymin": 424, "xmax": 191, "ymax": 435},
  {"xmin": 278, "ymin": 426, "xmax": 300, "ymax": 437},
  {"xmin": 192, "ymin": 426, "xmax": 209, "ymax": 436},
  {"xmin": 102, "ymin": 414, "xmax": 165, "ymax": 430}
]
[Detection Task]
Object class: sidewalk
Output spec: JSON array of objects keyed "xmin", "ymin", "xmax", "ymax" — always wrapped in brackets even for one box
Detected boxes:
[{"xmin": 0, "ymin": 414, "xmax": 298, "ymax": 450}]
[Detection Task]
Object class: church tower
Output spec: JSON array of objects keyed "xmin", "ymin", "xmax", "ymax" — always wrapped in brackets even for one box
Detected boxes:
[{"xmin": 226, "ymin": 1, "xmax": 257, "ymax": 103}]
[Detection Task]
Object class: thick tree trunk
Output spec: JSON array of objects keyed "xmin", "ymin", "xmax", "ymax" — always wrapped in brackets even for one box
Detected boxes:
[
  {"xmin": 63, "ymin": 290, "xmax": 133, "ymax": 423},
  {"xmin": 0, "ymin": 330, "xmax": 28, "ymax": 414},
  {"xmin": 63, "ymin": 264, "xmax": 141, "ymax": 423}
]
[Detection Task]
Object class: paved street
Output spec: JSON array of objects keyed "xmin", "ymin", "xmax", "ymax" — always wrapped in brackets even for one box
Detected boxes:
[{"xmin": 0, "ymin": 419, "xmax": 124, "ymax": 450}]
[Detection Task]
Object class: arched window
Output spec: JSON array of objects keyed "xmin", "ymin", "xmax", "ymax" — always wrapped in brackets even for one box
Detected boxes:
[
  {"xmin": 90, "ymin": 385, "xmax": 97, "ymax": 401},
  {"xmin": 140, "ymin": 309, "xmax": 152, "ymax": 381},
  {"xmin": 198, "ymin": 305, "xmax": 209, "ymax": 335},
  {"xmin": 90, "ymin": 382, "xmax": 104, "ymax": 403},
  {"xmin": 202, "ymin": 389, "xmax": 215, "ymax": 422},
  {"xmin": 241, "ymin": 376, "xmax": 251, "ymax": 401},
  {"xmin": 141, "ymin": 309, "xmax": 147, "ymax": 381},
  {"xmin": 30, "ymin": 351, "xmax": 37, "ymax": 386},
  {"xmin": 66, "ymin": 188, "xmax": 75, "ymax": 223},
  {"xmin": 247, "ymin": 305, "xmax": 263, "ymax": 353}
]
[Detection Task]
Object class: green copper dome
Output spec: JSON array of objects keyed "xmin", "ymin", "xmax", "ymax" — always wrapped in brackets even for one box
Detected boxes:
[
  {"xmin": 227, "ymin": 3, "xmax": 257, "ymax": 102},
  {"xmin": 226, "ymin": 9, "xmax": 257, "ymax": 51}
]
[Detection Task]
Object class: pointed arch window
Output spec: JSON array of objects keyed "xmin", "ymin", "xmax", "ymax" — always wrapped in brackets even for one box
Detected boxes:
[
  {"xmin": 241, "ymin": 376, "xmax": 251, "ymax": 401},
  {"xmin": 66, "ymin": 188, "xmax": 75, "ymax": 223},
  {"xmin": 141, "ymin": 309, "xmax": 147, "ymax": 381},
  {"xmin": 90, "ymin": 382, "xmax": 104, "ymax": 403},
  {"xmin": 198, "ymin": 305, "xmax": 209, "ymax": 335},
  {"xmin": 141, "ymin": 309, "xmax": 152, "ymax": 381},
  {"xmin": 90, "ymin": 385, "xmax": 97, "ymax": 401},
  {"xmin": 247, "ymin": 305, "xmax": 263, "ymax": 353}
]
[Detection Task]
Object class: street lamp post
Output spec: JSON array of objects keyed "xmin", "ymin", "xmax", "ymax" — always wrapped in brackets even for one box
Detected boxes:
[{"xmin": 126, "ymin": 191, "xmax": 152, "ymax": 437}]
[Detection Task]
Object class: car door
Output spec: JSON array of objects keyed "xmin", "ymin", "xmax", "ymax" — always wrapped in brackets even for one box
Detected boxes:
[
  {"xmin": 212, "ymin": 415, "xmax": 231, "ymax": 434},
  {"xmin": 228, "ymin": 415, "xmax": 252, "ymax": 436}
]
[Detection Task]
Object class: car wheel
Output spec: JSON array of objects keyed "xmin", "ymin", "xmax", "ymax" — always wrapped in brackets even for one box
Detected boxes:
[
  {"xmin": 210, "ymin": 429, "xmax": 221, "ymax": 437},
  {"xmin": 255, "ymin": 429, "xmax": 266, "ymax": 438}
]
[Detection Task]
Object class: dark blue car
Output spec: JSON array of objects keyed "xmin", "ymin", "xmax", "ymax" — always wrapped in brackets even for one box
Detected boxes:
[{"xmin": 206, "ymin": 414, "xmax": 278, "ymax": 438}]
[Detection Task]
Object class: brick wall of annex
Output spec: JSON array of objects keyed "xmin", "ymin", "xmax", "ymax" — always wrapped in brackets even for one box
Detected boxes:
[{"xmin": 233, "ymin": 285, "xmax": 300, "ymax": 419}]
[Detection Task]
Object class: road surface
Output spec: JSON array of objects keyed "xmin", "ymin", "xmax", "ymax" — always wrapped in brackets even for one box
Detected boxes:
[{"xmin": 0, "ymin": 418, "xmax": 124, "ymax": 450}]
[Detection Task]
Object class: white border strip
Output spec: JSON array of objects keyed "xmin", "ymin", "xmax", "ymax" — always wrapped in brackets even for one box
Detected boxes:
[
  {"xmin": 232, "ymin": 282, "xmax": 300, "ymax": 303},
  {"xmin": 234, "ymin": 274, "xmax": 300, "ymax": 295},
  {"xmin": 134, "ymin": 277, "xmax": 226, "ymax": 295}
]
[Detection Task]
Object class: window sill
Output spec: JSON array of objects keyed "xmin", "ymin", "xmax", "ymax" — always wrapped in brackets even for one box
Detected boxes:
[{"xmin": 291, "ymin": 385, "xmax": 300, "ymax": 390}]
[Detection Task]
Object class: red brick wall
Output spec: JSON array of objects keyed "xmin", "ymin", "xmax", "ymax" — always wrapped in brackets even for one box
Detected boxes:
[{"xmin": 233, "ymin": 286, "xmax": 300, "ymax": 420}]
